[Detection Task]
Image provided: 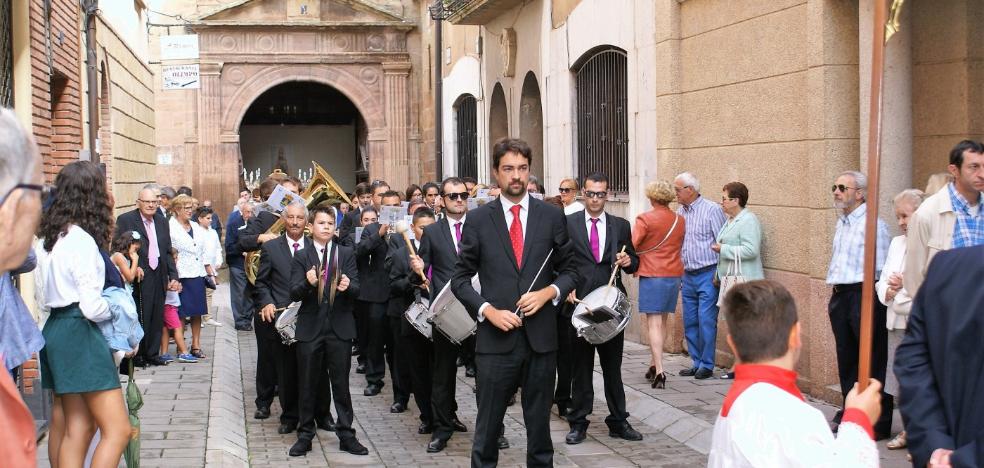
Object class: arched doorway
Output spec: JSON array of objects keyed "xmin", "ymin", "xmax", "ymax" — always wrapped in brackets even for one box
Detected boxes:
[
  {"xmin": 238, "ymin": 81, "xmax": 367, "ymax": 190},
  {"xmin": 454, "ymin": 94, "xmax": 478, "ymax": 179},
  {"xmin": 519, "ymin": 72, "xmax": 543, "ymax": 180},
  {"xmin": 488, "ymin": 83, "xmax": 508, "ymax": 166}
]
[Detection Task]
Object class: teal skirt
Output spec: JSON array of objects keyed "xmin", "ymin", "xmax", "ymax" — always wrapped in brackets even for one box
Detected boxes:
[{"xmin": 40, "ymin": 304, "xmax": 120, "ymax": 394}]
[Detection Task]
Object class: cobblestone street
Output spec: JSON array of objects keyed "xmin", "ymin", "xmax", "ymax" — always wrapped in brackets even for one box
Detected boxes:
[{"xmin": 37, "ymin": 283, "xmax": 909, "ymax": 467}]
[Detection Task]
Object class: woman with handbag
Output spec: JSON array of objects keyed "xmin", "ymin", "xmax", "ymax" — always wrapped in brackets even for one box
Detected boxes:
[
  {"xmin": 633, "ymin": 181, "xmax": 686, "ymax": 389},
  {"xmin": 711, "ymin": 182, "xmax": 764, "ymax": 379},
  {"xmin": 168, "ymin": 194, "xmax": 212, "ymax": 359}
]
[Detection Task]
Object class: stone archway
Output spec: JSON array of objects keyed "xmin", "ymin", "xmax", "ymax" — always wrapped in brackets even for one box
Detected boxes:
[
  {"xmin": 519, "ymin": 71, "xmax": 544, "ymax": 181},
  {"xmin": 488, "ymin": 83, "xmax": 508, "ymax": 163}
]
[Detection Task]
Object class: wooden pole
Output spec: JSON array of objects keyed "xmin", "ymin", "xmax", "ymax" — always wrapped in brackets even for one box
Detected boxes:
[{"xmin": 858, "ymin": 0, "xmax": 890, "ymax": 392}]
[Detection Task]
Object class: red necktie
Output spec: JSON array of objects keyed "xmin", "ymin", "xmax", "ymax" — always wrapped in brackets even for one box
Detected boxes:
[{"xmin": 509, "ymin": 204, "xmax": 523, "ymax": 268}]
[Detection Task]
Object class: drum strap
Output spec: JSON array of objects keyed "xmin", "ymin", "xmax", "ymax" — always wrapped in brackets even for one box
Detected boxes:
[{"xmin": 636, "ymin": 214, "xmax": 680, "ymax": 256}]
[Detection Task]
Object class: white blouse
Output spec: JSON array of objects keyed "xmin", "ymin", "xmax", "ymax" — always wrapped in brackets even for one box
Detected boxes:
[
  {"xmin": 169, "ymin": 218, "xmax": 209, "ymax": 279},
  {"xmin": 201, "ymin": 226, "xmax": 223, "ymax": 270},
  {"xmin": 876, "ymin": 235, "xmax": 912, "ymax": 330},
  {"xmin": 41, "ymin": 225, "xmax": 110, "ymax": 322}
]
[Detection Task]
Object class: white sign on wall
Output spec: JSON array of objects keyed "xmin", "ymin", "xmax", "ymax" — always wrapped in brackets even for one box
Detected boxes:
[
  {"xmin": 158, "ymin": 153, "xmax": 173, "ymax": 165},
  {"xmin": 163, "ymin": 65, "xmax": 200, "ymax": 90},
  {"xmin": 160, "ymin": 34, "xmax": 200, "ymax": 61}
]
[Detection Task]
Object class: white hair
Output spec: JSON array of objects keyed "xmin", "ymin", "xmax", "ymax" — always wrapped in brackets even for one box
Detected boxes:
[
  {"xmin": 674, "ymin": 172, "xmax": 700, "ymax": 192},
  {"xmin": 0, "ymin": 108, "xmax": 38, "ymax": 196},
  {"xmin": 282, "ymin": 201, "xmax": 308, "ymax": 218},
  {"xmin": 893, "ymin": 188, "xmax": 924, "ymax": 209},
  {"xmin": 838, "ymin": 170, "xmax": 867, "ymax": 191}
]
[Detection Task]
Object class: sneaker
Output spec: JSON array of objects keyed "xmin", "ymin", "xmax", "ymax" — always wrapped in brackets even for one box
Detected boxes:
[
  {"xmin": 177, "ymin": 354, "xmax": 199, "ymax": 363},
  {"xmin": 204, "ymin": 318, "xmax": 223, "ymax": 327},
  {"xmin": 160, "ymin": 353, "xmax": 175, "ymax": 363}
]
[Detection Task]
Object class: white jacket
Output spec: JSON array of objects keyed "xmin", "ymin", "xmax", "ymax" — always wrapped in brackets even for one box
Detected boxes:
[
  {"xmin": 876, "ymin": 235, "xmax": 912, "ymax": 330},
  {"xmin": 169, "ymin": 218, "xmax": 209, "ymax": 279},
  {"xmin": 904, "ymin": 185, "xmax": 956, "ymax": 296}
]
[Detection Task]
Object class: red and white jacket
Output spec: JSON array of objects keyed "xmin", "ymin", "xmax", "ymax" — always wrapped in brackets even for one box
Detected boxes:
[{"xmin": 709, "ymin": 364, "xmax": 878, "ymax": 468}]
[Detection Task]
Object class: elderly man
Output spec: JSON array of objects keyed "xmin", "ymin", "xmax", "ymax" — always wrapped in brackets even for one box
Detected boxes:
[
  {"xmin": 226, "ymin": 198, "xmax": 254, "ymax": 331},
  {"xmin": 826, "ymin": 170, "xmax": 893, "ymax": 438},
  {"xmin": 674, "ymin": 172, "xmax": 726, "ymax": 380},
  {"xmin": 159, "ymin": 186, "xmax": 176, "ymax": 217}
]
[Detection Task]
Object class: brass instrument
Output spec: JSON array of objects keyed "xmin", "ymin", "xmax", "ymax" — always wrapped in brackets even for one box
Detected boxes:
[{"xmin": 245, "ymin": 162, "xmax": 352, "ymax": 284}]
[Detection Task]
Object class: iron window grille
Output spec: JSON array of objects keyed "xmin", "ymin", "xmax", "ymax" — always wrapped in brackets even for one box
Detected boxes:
[
  {"xmin": 455, "ymin": 94, "xmax": 478, "ymax": 180},
  {"xmin": 574, "ymin": 47, "xmax": 629, "ymax": 194}
]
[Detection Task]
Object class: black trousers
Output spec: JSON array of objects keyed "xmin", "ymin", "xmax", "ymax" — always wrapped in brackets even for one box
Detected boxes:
[
  {"xmin": 253, "ymin": 317, "xmax": 304, "ymax": 424},
  {"xmin": 403, "ymin": 327, "xmax": 434, "ymax": 424},
  {"xmin": 472, "ymin": 336, "xmax": 555, "ymax": 468},
  {"xmin": 828, "ymin": 285, "xmax": 894, "ymax": 435},
  {"xmin": 355, "ymin": 300, "xmax": 370, "ymax": 367},
  {"xmin": 567, "ymin": 332, "xmax": 629, "ymax": 429},
  {"xmin": 431, "ymin": 330, "xmax": 461, "ymax": 441},
  {"xmin": 387, "ymin": 314, "xmax": 411, "ymax": 405},
  {"xmin": 296, "ymin": 331, "xmax": 354, "ymax": 442},
  {"xmin": 553, "ymin": 312, "xmax": 577, "ymax": 410},
  {"xmin": 136, "ymin": 266, "xmax": 165, "ymax": 361},
  {"xmin": 364, "ymin": 302, "xmax": 392, "ymax": 388}
]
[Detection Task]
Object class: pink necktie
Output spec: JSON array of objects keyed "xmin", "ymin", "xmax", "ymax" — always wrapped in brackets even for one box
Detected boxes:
[
  {"xmin": 590, "ymin": 218, "xmax": 601, "ymax": 263},
  {"xmin": 292, "ymin": 242, "xmax": 299, "ymax": 255},
  {"xmin": 454, "ymin": 222, "xmax": 462, "ymax": 254},
  {"xmin": 509, "ymin": 205, "xmax": 523, "ymax": 268},
  {"xmin": 144, "ymin": 217, "xmax": 159, "ymax": 270}
]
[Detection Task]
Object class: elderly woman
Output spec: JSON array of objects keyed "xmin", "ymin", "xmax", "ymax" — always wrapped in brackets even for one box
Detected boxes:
[
  {"xmin": 169, "ymin": 194, "xmax": 212, "ymax": 359},
  {"xmin": 711, "ymin": 181, "xmax": 764, "ymax": 379},
  {"xmin": 558, "ymin": 177, "xmax": 585, "ymax": 215},
  {"xmin": 877, "ymin": 188, "xmax": 924, "ymax": 451},
  {"xmin": 632, "ymin": 180, "xmax": 686, "ymax": 389}
]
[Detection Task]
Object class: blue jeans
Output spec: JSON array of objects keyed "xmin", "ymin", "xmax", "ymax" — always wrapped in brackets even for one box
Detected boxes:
[
  {"xmin": 681, "ymin": 267, "xmax": 720, "ymax": 370},
  {"xmin": 228, "ymin": 266, "xmax": 253, "ymax": 328}
]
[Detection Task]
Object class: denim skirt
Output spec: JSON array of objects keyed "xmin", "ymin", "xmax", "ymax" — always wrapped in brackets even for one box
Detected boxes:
[{"xmin": 638, "ymin": 277, "xmax": 681, "ymax": 313}]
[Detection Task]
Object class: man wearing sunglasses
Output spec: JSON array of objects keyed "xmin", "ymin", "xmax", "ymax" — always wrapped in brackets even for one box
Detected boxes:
[{"xmin": 826, "ymin": 170, "xmax": 893, "ymax": 439}]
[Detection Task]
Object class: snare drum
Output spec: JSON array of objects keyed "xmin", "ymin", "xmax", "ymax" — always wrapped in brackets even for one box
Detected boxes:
[
  {"xmin": 570, "ymin": 286, "xmax": 632, "ymax": 345},
  {"xmin": 404, "ymin": 298, "xmax": 433, "ymax": 340},
  {"xmin": 275, "ymin": 301, "xmax": 302, "ymax": 345},
  {"xmin": 429, "ymin": 276, "xmax": 481, "ymax": 345}
]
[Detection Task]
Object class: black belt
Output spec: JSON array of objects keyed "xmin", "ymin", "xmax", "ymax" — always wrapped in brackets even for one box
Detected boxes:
[
  {"xmin": 685, "ymin": 265, "xmax": 716, "ymax": 275},
  {"xmin": 831, "ymin": 283, "xmax": 863, "ymax": 293}
]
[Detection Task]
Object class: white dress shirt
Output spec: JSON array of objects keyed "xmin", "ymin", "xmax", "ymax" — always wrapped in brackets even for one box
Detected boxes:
[
  {"xmin": 41, "ymin": 225, "xmax": 110, "ymax": 322},
  {"xmin": 202, "ymin": 226, "xmax": 224, "ymax": 269},
  {"xmin": 312, "ymin": 239, "xmax": 332, "ymax": 265},
  {"xmin": 875, "ymin": 235, "xmax": 912, "ymax": 330},
  {"xmin": 286, "ymin": 233, "xmax": 305, "ymax": 257},
  {"xmin": 584, "ymin": 212, "xmax": 608, "ymax": 262},
  {"xmin": 447, "ymin": 214, "xmax": 467, "ymax": 252}
]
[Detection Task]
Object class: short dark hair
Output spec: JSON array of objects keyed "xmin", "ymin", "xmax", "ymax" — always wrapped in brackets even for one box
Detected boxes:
[
  {"xmin": 308, "ymin": 205, "xmax": 336, "ymax": 224},
  {"xmin": 194, "ymin": 206, "xmax": 213, "ymax": 221},
  {"xmin": 176, "ymin": 186, "xmax": 193, "ymax": 196},
  {"xmin": 359, "ymin": 206, "xmax": 377, "ymax": 224},
  {"xmin": 722, "ymin": 280, "xmax": 799, "ymax": 363},
  {"xmin": 405, "ymin": 184, "xmax": 422, "ymax": 201},
  {"xmin": 381, "ymin": 190, "xmax": 401, "ymax": 203},
  {"xmin": 491, "ymin": 137, "xmax": 532, "ymax": 170},
  {"xmin": 354, "ymin": 182, "xmax": 371, "ymax": 197},
  {"xmin": 422, "ymin": 182, "xmax": 440, "ymax": 194},
  {"xmin": 258, "ymin": 178, "xmax": 279, "ymax": 200},
  {"xmin": 440, "ymin": 177, "xmax": 465, "ymax": 194},
  {"xmin": 723, "ymin": 181, "xmax": 750, "ymax": 208},
  {"xmin": 584, "ymin": 172, "xmax": 608, "ymax": 187},
  {"xmin": 413, "ymin": 207, "xmax": 436, "ymax": 223},
  {"xmin": 949, "ymin": 140, "xmax": 984, "ymax": 167},
  {"xmin": 286, "ymin": 176, "xmax": 303, "ymax": 191},
  {"xmin": 370, "ymin": 179, "xmax": 390, "ymax": 194},
  {"xmin": 462, "ymin": 177, "xmax": 477, "ymax": 185}
]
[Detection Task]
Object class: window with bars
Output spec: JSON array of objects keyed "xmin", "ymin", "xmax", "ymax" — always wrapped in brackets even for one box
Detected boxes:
[
  {"xmin": 455, "ymin": 94, "xmax": 478, "ymax": 179},
  {"xmin": 574, "ymin": 47, "xmax": 628, "ymax": 193},
  {"xmin": 0, "ymin": 0, "xmax": 12, "ymax": 107}
]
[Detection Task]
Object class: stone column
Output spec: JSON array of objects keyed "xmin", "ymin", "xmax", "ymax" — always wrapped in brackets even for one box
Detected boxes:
[
  {"xmin": 382, "ymin": 62, "xmax": 412, "ymax": 188},
  {"xmin": 196, "ymin": 62, "xmax": 231, "ymax": 214}
]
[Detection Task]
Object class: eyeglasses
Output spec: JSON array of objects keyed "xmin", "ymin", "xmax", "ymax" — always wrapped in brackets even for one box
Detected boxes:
[
  {"xmin": 831, "ymin": 185, "xmax": 858, "ymax": 193},
  {"xmin": 0, "ymin": 183, "xmax": 43, "ymax": 205},
  {"xmin": 137, "ymin": 199, "xmax": 160, "ymax": 205},
  {"xmin": 558, "ymin": 187, "xmax": 574, "ymax": 193},
  {"xmin": 674, "ymin": 185, "xmax": 692, "ymax": 193},
  {"xmin": 721, "ymin": 196, "xmax": 738, "ymax": 202},
  {"xmin": 444, "ymin": 192, "xmax": 469, "ymax": 201},
  {"xmin": 584, "ymin": 191, "xmax": 607, "ymax": 199}
]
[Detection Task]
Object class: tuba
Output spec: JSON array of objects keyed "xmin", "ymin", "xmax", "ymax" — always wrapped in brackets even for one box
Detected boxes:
[{"xmin": 245, "ymin": 162, "xmax": 352, "ymax": 284}]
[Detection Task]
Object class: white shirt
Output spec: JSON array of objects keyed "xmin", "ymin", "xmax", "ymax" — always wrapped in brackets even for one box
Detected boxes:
[
  {"xmin": 169, "ymin": 218, "xmax": 209, "ymax": 279},
  {"xmin": 41, "ymin": 225, "xmax": 110, "ymax": 322},
  {"xmin": 584, "ymin": 212, "xmax": 607, "ymax": 262},
  {"xmin": 564, "ymin": 201, "xmax": 585, "ymax": 216},
  {"xmin": 312, "ymin": 239, "xmax": 333, "ymax": 265},
  {"xmin": 447, "ymin": 214, "xmax": 467, "ymax": 252},
  {"xmin": 201, "ymin": 226, "xmax": 223, "ymax": 269},
  {"xmin": 875, "ymin": 235, "xmax": 912, "ymax": 330},
  {"xmin": 286, "ymin": 233, "xmax": 305, "ymax": 257}
]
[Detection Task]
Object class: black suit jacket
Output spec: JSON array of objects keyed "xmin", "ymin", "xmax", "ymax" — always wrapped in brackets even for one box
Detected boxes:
[
  {"xmin": 895, "ymin": 245, "xmax": 984, "ymax": 468},
  {"xmin": 413, "ymin": 217, "xmax": 461, "ymax": 297},
  {"xmin": 450, "ymin": 197, "xmax": 578, "ymax": 354},
  {"xmin": 255, "ymin": 235, "xmax": 308, "ymax": 340},
  {"xmin": 289, "ymin": 241, "xmax": 360, "ymax": 343},
  {"xmin": 114, "ymin": 209, "xmax": 178, "ymax": 283},
  {"xmin": 238, "ymin": 210, "xmax": 279, "ymax": 253},
  {"xmin": 338, "ymin": 207, "xmax": 363, "ymax": 243},
  {"xmin": 353, "ymin": 222, "xmax": 390, "ymax": 303},
  {"xmin": 565, "ymin": 211, "xmax": 639, "ymax": 308}
]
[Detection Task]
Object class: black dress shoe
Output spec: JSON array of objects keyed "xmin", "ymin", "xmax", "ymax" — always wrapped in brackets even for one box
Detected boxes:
[
  {"xmin": 609, "ymin": 423, "xmax": 643, "ymax": 441},
  {"xmin": 497, "ymin": 435, "xmax": 509, "ymax": 449},
  {"xmin": 465, "ymin": 364, "xmax": 476, "ymax": 378},
  {"xmin": 316, "ymin": 418, "xmax": 336, "ymax": 432},
  {"xmin": 340, "ymin": 438, "xmax": 369, "ymax": 455},
  {"xmin": 566, "ymin": 426, "xmax": 587, "ymax": 445},
  {"xmin": 418, "ymin": 422, "xmax": 434, "ymax": 434},
  {"xmin": 254, "ymin": 407, "xmax": 271, "ymax": 419},
  {"xmin": 356, "ymin": 363, "xmax": 366, "ymax": 374},
  {"xmin": 452, "ymin": 417, "xmax": 467, "ymax": 432},
  {"xmin": 364, "ymin": 385, "xmax": 381, "ymax": 396},
  {"xmin": 288, "ymin": 439, "xmax": 312, "ymax": 457},
  {"xmin": 679, "ymin": 367, "xmax": 698, "ymax": 377},
  {"xmin": 278, "ymin": 423, "xmax": 297, "ymax": 434},
  {"xmin": 390, "ymin": 401, "xmax": 407, "ymax": 413},
  {"xmin": 694, "ymin": 368, "xmax": 713, "ymax": 380},
  {"xmin": 426, "ymin": 437, "xmax": 447, "ymax": 453}
]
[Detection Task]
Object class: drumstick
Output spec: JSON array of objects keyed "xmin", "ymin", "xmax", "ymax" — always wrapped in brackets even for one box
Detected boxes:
[
  {"xmin": 515, "ymin": 248, "xmax": 554, "ymax": 319},
  {"xmin": 607, "ymin": 246, "xmax": 628, "ymax": 288},
  {"xmin": 395, "ymin": 221, "xmax": 429, "ymax": 284}
]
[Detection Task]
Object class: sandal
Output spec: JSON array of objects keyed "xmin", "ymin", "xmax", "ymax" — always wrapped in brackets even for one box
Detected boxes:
[
  {"xmin": 191, "ymin": 348, "xmax": 207, "ymax": 359},
  {"xmin": 886, "ymin": 431, "xmax": 907, "ymax": 450}
]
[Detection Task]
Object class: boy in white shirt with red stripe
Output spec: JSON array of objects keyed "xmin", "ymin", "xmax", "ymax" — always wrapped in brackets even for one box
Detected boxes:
[{"xmin": 709, "ymin": 280, "xmax": 883, "ymax": 467}]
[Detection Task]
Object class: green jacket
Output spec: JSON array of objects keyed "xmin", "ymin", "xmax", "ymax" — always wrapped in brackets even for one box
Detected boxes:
[{"xmin": 715, "ymin": 208, "xmax": 764, "ymax": 280}]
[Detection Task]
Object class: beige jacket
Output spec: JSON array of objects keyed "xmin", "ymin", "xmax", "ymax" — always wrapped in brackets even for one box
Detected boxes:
[{"xmin": 904, "ymin": 187, "xmax": 955, "ymax": 296}]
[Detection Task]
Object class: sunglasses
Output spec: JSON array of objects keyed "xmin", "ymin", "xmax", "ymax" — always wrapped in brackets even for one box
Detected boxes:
[
  {"xmin": 444, "ymin": 192, "xmax": 469, "ymax": 201},
  {"xmin": 831, "ymin": 184, "xmax": 858, "ymax": 193},
  {"xmin": 558, "ymin": 187, "xmax": 574, "ymax": 193},
  {"xmin": 584, "ymin": 191, "xmax": 607, "ymax": 199}
]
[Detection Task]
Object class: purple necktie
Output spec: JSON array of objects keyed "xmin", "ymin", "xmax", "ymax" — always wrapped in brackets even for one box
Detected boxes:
[
  {"xmin": 590, "ymin": 218, "xmax": 601, "ymax": 263},
  {"xmin": 454, "ymin": 222, "xmax": 463, "ymax": 254},
  {"xmin": 293, "ymin": 242, "xmax": 299, "ymax": 255},
  {"xmin": 143, "ymin": 216, "xmax": 159, "ymax": 270},
  {"xmin": 321, "ymin": 248, "xmax": 330, "ymax": 283}
]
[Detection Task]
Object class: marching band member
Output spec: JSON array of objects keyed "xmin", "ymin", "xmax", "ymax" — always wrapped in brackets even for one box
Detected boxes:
[
  {"xmin": 562, "ymin": 172, "xmax": 642, "ymax": 444},
  {"xmin": 254, "ymin": 202, "xmax": 332, "ymax": 435},
  {"xmin": 451, "ymin": 138, "xmax": 578, "ymax": 467},
  {"xmin": 288, "ymin": 205, "xmax": 367, "ymax": 456},
  {"xmin": 410, "ymin": 177, "xmax": 473, "ymax": 453}
]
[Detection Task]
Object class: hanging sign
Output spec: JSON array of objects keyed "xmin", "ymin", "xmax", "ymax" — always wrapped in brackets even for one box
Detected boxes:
[
  {"xmin": 162, "ymin": 64, "xmax": 200, "ymax": 89},
  {"xmin": 160, "ymin": 34, "xmax": 200, "ymax": 60}
]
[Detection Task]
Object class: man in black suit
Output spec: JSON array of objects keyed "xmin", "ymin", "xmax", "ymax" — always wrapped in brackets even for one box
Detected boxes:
[
  {"xmin": 255, "ymin": 203, "xmax": 333, "ymax": 435},
  {"xmin": 386, "ymin": 207, "xmax": 438, "ymax": 432},
  {"xmin": 239, "ymin": 176, "xmax": 301, "ymax": 420},
  {"xmin": 115, "ymin": 186, "xmax": 181, "ymax": 366},
  {"xmin": 562, "ymin": 172, "xmax": 643, "ymax": 445},
  {"xmin": 451, "ymin": 138, "xmax": 578, "ymax": 468},
  {"xmin": 410, "ymin": 177, "xmax": 473, "ymax": 452},
  {"xmin": 288, "ymin": 205, "xmax": 368, "ymax": 457},
  {"xmin": 341, "ymin": 181, "xmax": 385, "ymax": 369},
  {"xmin": 895, "ymin": 245, "xmax": 984, "ymax": 468},
  {"xmin": 338, "ymin": 181, "xmax": 373, "ymax": 242}
]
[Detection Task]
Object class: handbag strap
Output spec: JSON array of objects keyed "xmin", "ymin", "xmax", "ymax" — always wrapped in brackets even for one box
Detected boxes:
[
  {"xmin": 724, "ymin": 231, "xmax": 743, "ymax": 277},
  {"xmin": 637, "ymin": 213, "xmax": 680, "ymax": 256}
]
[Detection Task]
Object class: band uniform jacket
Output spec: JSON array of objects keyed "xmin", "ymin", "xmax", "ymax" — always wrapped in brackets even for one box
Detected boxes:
[
  {"xmin": 411, "ymin": 217, "xmax": 458, "ymax": 298},
  {"xmin": 115, "ymin": 209, "xmax": 179, "ymax": 283},
  {"xmin": 565, "ymin": 211, "xmax": 640, "ymax": 307},
  {"xmin": 338, "ymin": 206, "xmax": 363, "ymax": 243},
  {"xmin": 255, "ymin": 236, "xmax": 311, "ymax": 341},
  {"xmin": 288, "ymin": 242, "xmax": 360, "ymax": 343},
  {"xmin": 451, "ymin": 196, "xmax": 578, "ymax": 354},
  {"xmin": 352, "ymin": 222, "xmax": 390, "ymax": 304}
]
